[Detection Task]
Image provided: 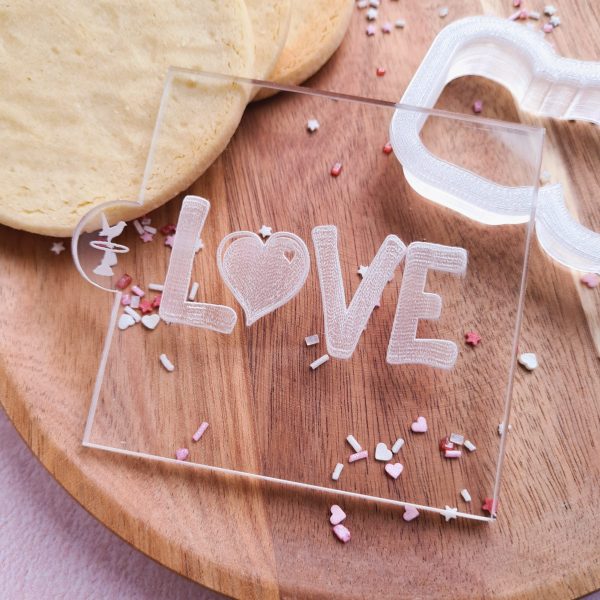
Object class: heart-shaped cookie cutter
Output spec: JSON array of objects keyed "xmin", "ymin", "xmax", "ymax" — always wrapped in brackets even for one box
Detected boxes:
[{"xmin": 390, "ymin": 15, "xmax": 600, "ymax": 272}]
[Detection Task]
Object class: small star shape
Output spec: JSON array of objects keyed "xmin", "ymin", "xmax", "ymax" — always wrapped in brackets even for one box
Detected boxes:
[
  {"xmin": 164, "ymin": 235, "xmax": 175, "ymax": 248},
  {"xmin": 258, "ymin": 225, "xmax": 272, "ymax": 238},
  {"xmin": 581, "ymin": 273, "xmax": 600, "ymax": 288},
  {"xmin": 442, "ymin": 506, "xmax": 458, "ymax": 522},
  {"xmin": 366, "ymin": 7, "xmax": 378, "ymax": 20},
  {"xmin": 481, "ymin": 498, "xmax": 496, "ymax": 514},
  {"xmin": 50, "ymin": 241, "xmax": 65, "ymax": 255},
  {"xmin": 140, "ymin": 231, "xmax": 154, "ymax": 243},
  {"xmin": 465, "ymin": 330, "xmax": 481, "ymax": 346},
  {"xmin": 306, "ymin": 119, "xmax": 320, "ymax": 132},
  {"xmin": 358, "ymin": 265, "xmax": 369, "ymax": 278},
  {"xmin": 366, "ymin": 24, "xmax": 376, "ymax": 36},
  {"xmin": 194, "ymin": 237, "xmax": 204, "ymax": 253}
]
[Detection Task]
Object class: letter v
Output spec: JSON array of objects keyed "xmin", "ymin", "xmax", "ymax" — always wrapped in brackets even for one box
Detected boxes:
[
  {"xmin": 159, "ymin": 195, "xmax": 237, "ymax": 333},
  {"xmin": 312, "ymin": 225, "xmax": 406, "ymax": 359}
]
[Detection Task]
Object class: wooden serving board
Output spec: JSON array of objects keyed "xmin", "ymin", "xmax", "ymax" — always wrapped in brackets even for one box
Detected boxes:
[{"xmin": 3, "ymin": 1, "xmax": 600, "ymax": 598}]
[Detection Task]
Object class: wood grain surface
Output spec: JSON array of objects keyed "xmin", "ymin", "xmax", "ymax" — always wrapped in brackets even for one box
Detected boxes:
[{"xmin": 2, "ymin": 1, "xmax": 600, "ymax": 598}]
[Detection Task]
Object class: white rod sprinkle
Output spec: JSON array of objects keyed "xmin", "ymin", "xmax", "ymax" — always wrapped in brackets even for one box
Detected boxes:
[
  {"xmin": 188, "ymin": 281, "xmax": 200, "ymax": 301},
  {"xmin": 124, "ymin": 306, "xmax": 141, "ymax": 322},
  {"xmin": 310, "ymin": 354, "xmax": 329, "ymax": 370},
  {"xmin": 346, "ymin": 435, "xmax": 362, "ymax": 453},
  {"xmin": 160, "ymin": 353, "xmax": 175, "ymax": 372},
  {"xmin": 331, "ymin": 463, "xmax": 344, "ymax": 481},
  {"xmin": 148, "ymin": 283, "xmax": 164, "ymax": 291}
]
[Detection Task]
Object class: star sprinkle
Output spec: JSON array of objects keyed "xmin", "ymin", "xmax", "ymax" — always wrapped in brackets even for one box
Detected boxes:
[
  {"xmin": 366, "ymin": 7, "xmax": 378, "ymax": 20},
  {"xmin": 194, "ymin": 237, "xmax": 204, "ymax": 252},
  {"xmin": 50, "ymin": 241, "xmax": 65, "ymax": 255},
  {"xmin": 258, "ymin": 225, "xmax": 273, "ymax": 238},
  {"xmin": 465, "ymin": 330, "xmax": 481, "ymax": 346},
  {"xmin": 366, "ymin": 24, "xmax": 376, "ymax": 36},
  {"xmin": 140, "ymin": 231, "xmax": 154, "ymax": 243},
  {"xmin": 381, "ymin": 22, "xmax": 392, "ymax": 33},
  {"xmin": 581, "ymin": 273, "xmax": 600, "ymax": 288},
  {"xmin": 357, "ymin": 265, "xmax": 369, "ymax": 278},
  {"xmin": 307, "ymin": 118, "xmax": 320, "ymax": 132},
  {"xmin": 482, "ymin": 498, "xmax": 496, "ymax": 514},
  {"xmin": 164, "ymin": 235, "xmax": 175, "ymax": 248},
  {"xmin": 442, "ymin": 506, "xmax": 458, "ymax": 522}
]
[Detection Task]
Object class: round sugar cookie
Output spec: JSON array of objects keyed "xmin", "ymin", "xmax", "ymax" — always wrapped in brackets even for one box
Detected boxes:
[
  {"xmin": 246, "ymin": 0, "xmax": 292, "ymax": 83},
  {"xmin": 0, "ymin": 1, "xmax": 254, "ymax": 236},
  {"xmin": 254, "ymin": 0, "xmax": 354, "ymax": 100}
]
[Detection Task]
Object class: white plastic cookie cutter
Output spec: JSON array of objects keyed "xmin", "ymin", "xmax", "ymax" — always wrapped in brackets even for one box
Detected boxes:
[{"xmin": 390, "ymin": 15, "xmax": 600, "ymax": 272}]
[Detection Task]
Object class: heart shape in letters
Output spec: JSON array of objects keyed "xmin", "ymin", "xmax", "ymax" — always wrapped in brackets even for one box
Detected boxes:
[{"xmin": 217, "ymin": 231, "xmax": 310, "ymax": 326}]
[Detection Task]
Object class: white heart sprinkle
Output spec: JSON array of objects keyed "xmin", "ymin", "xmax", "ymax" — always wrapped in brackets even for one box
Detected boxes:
[
  {"xmin": 375, "ymin": 442, "xmax": 393, "ymax": 462},
  {"xmin": 141, "ymin": 314, "xmax": 160, "ymax": 330},
  {"xmin": 518, "ymin": 352, "xmax": 538, "ymax": 371},
  {"xmin": 118, "ymin": 314, "xmax": 136, "ymax": 330}
]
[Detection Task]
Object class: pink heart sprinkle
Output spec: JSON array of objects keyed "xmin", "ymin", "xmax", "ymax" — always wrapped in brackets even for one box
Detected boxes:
[
  {"xmin": 403, "ymin": 505, "xmax": 420, "ymax": 522},
  {"xmin": 329, "ymin": 504, "xmax": 346, "ymax": 525},
  {"xmin": 385, "ymin": 462, "xmax": 404, "ymax": 479},
  {"xmin": 411, "ymin": 416, "xmax": 428, "ymax": 433},
  {"xmin": 581, "ymin": 273, "xmax": 600, "ymax": 288}
]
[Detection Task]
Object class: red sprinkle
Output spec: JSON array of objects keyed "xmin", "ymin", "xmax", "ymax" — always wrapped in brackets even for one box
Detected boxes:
[
  {"xmin": 160, "ymin": 224, "xmax": 176, "ymax": 235},
  {"xmin": 152, "ymin": 294, "xmax": 162, "ymax": 308},
  {"xmin": 376, "ymin": 67, "xmax": 386, "ymax": 77},
  {"xmin": 330, "ymin": 162, "xmax": 343, "ymax": 177},
  {"xmin": 465, "ymin": 330, "xmax": 481, "ymax": 346},
  {"xmin": 116, "ymin": 274, "xmax": 132, "ymax": 290},
  {"xmin": 139, "ymin": 299, "xmax": 153, "ymax": 314},
  {"xmin": 482, "ymin": 497, "xmax": 497, "ymax": 514},
  {"xmin": 518, "ymin": 9, "xmax": 528, "ymax": 19},
  {"xmin": 439, "ymin": 436, "xmax": 454, "ymax": 452},
  {"xmin": 383, "ymin": 142, "xmax": 393, "ymax": 154}
]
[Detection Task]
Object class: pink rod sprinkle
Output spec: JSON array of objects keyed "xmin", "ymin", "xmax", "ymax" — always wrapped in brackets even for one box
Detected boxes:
[
  {"xmin": 131, "ymin": 285, "xmax": 145, "ymax": 297},
  {"xmin": 472, "ymin": 100, "xmax": 483, "ymax": 113},
  {"xmin": 349, "ymin": 450, "xmax": 368, "ymax": 463},
  {"xmin": 444, "ymin": 449, "xmax": 462, "ymax": 458},
  {"xmin": 192, "ymin": 422, "xmax": 209, "ymax": 442},
  {"xmin": 332, "ymin": 524, "xmax": 351, "ymax": 543}
]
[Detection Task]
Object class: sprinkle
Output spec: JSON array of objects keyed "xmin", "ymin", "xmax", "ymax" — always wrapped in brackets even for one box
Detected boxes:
[
  {"xmin": 465, "ymin": 330, "xmax": 481, "ymax": 346},
  {"xmin": 141, "ymin": 217, "xmax": 151, "ymax": 226},
  {"xmin": 50, "ymin": 241, "xmax": 65, "ymax": 255},
  {"xmin": 332, "ymin": 463, "xmax": 344, "ymax": 481},
  {"xmin": 160, "ymin": 353, "xmax": 175, "ymax": 372},
  {"xmin": 518, "ymin": 9, "xmax": 528, "ymax": 19},
  {"xmin": 148, "ymin": 283, "xmax": 164, "ymax": 291},
  {"xmin": 368, "ymin": 0, "xmax": 379, "ymax": 6},
  {"xmin": 160, "ymin": 224, "xmax": 176, "ymax": 235},
  {"xmin": 439, "ymin": 437, "xmax": 454, "ymax": 451},
  {"xmin": 549, "ymin": 15, "xmax": 560, "ymax": 27},
  {"xmin": 357, "ymin": 0, "xmax": 368, "ymax": 7},
  {"xmin": 188, "ymin": 281, "xmax": 200, "ymax": 300},
  {"xmin": 139, "ymin": 231, "xmax": 154, "ymax": 243},
  {"xmin": 464, "ymin": 440, "xmax": 477, "ymax": 452},
  {"xmin": 381, "ymin": 22, "xmax": 392, "ymax": 33},
  {"xmin": 508, "ymin": 10, "xmax": 521, "ymax": 20},
  {"xmin": 357, "ymin": 265, "xmax": 369, "ymax": 278},
  {"xmin": 116, "ymin": 274, "xmax": 132, "ymax": 290},
  {"xmin": 403, "ymin": 505, "xmax": 419, "ymax": 521},
  {"xmin": 383, "ymin": 142, "xmax": 393, "ymax": 154},
  {"xmin": 164, "ymin": 234, "xmax": 175, "ymax": 248},
  {"xmin": 124, "ymin": 306, "xmax": 141, "ymax": 322},
  {"xmin": 330, "ymin": 162, "xmax": 343, "ymax": 177},
  {"xmin": 498, "ymin": 422, "xmax": 512, "ymax": 436},
  {"xmin": 376, "ymin": 67, "xmax": 386, "ymax": 77},
  {"xmin": 143, "ymin": 225, "xmax": 157, "ymax": 234},
  {"xmin": 439, "ymin": 7, "xmax": 449, "ymax": 18},
  {"xmin": 330, "ymin": 504, "xmax": 347, "ymax": 525},
  {"xmin": 130, "ymin": 295, "xmax": 140, "ymax": 309},
  {"xmin": 175, "ymin": 448, "xmax": 189, "ymax": 461},
  {"xmin": 528, "ymin": 10, "xmax": 540, "ymax": 20},
  {"xmin": 349, "ymin": 450, "xmax": 368, "ymax": 463},
  {"xmin": 307, "ymin": 118, "xmax": 320, "ymax": 132},
  {"xmin": 411, "ymin": 416, "xmax": 427, "ymax": 433},
  {"xmin": 444, "ymin": 449, "xmax": 462, "ymax": 458},
  {"xmin": 581, "ymin": 273, "xmax": 600, "ymax": 288},
  {"xmin": 472, "ymin": 99, "xmax": 483, "ymax": 113},
  {"xmin": 366, "ymin": 7, "xmax": 378, "ymax": 20},
  {"xmin": 132, "ymin": 219, "xmax": 145, "ymax": 235},
  {"xmin": 513, "ymin": 0, "xmax": 521, "ymax": 6},
  {"xmin": 192, "ymin": 422, "xmax": 209, "ymax": 442},
  {"xmin": 461, "ymin": 489, "xmax": 472, "ymax": 502},
  {"xmin": 366, "ymin": 24, "xmax": 376, "ymax": 36},
  {"xmin": 391, "ymin": 438, "xmax": 404, "ymax": 453},
  {"xmin": 518, "ymin": 352, "xmax": 538, "ymax": 371},
  {"xmin": 305, "ymin": 334, "xmax": 320, "ymax": 346},
  {"xmin": 152, "ymin": 294, "xmax": 161, "ymax": 308},
  {"xmin": 120, "ymin": 294, "xmax": 131, "ymax": 306},
  {"xmin": 442, "ymin": 506, "xmax": 458, "ymax": 522},
  {"xmin": 482, "ymin": 497, "xmax": 496, "ymax": 514},
  {"xmin": 332, "ymin": 523, "xmax": 351, "ymax": 543},
  {"xmin": 375, "ymin": 442, "xmax": 393, "ymax": 461},
  {"xmin": 395, "ymin": 18, "xmax": 406, "ymax": 28},
  {"xmin": 131, "ymin": 285, "xmax": 145, "ymax": 297},
  {"xmin": 543, "ymin": 23, "xmax": 554, "ymax": 33},
  {"xmin": 449, "ymin": 433, "xmax": 464, "ymax": 445},
  {"xmin": 139, "ymin": 299, "xmax": 153, "ymax": 314},
  {"xmin": 118, "ymin": 314, "xmax": 135, "ymax": 330},
  {"xmin": 141, "ymin": 313, "xmax": 160, "ymax": 330},
  {"xmin": 346, "ymin": 434, "xmax": 362, "ymax": 452},
  {"xmin": 540, "ymin": 170, "xmax": 551, "ymax": 184},
  {"xmin": 258, "ymin": 225, "xmax": 272, "ymax": 238},
  {"xmin": 310, "ymin": 354, "xmax": 330, "ymax": 370},
  {"xmin": 384, "ymin": 462, "xmax": 403, "ymax": 479},
  {"xmin": 544, "ymin": 4, "xmax": 557, "ymax": 16}
]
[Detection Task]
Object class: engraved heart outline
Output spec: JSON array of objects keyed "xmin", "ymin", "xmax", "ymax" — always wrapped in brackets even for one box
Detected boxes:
[
  {"xmin": 216, "ymin": 231, "xmax": 310, "ymax": 326},
  {"xmin": 390, "ymin": 15, "xmax": 600, "ymax": 272}
]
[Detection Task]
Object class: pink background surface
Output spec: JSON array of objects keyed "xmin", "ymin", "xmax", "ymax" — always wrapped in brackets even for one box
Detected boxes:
[{"xmin": 0, "ymin": 408, "xmax": 222, "ymax": 599}]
